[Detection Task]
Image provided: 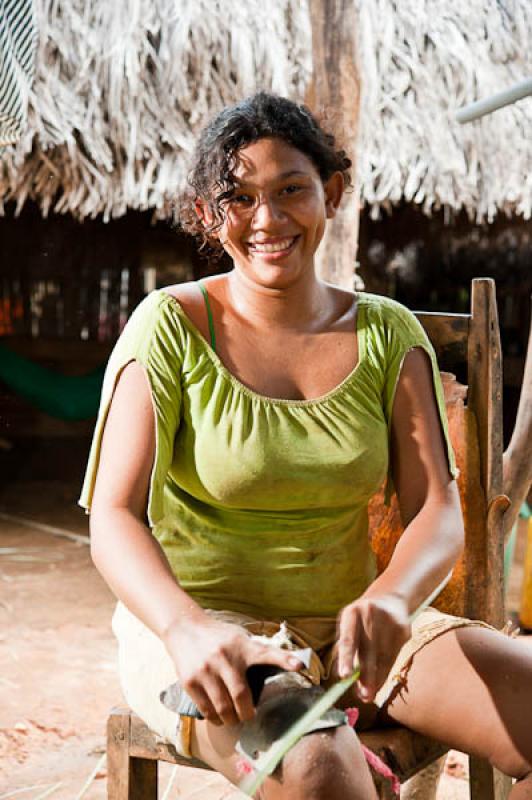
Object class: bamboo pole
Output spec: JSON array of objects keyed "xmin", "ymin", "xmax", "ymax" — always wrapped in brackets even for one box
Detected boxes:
[{"xmin": 456, "ymin": 77, "xmax": 532, "ymax": 123}]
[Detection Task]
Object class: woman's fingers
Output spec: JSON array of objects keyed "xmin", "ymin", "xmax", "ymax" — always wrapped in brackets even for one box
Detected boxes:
[
  {"xmin": 200, "ymin": 671, "xmax": 241, "ymax": 726},
  {"xmin": 184, "ymin": 680, "xmax": 223, "ymax": 725},
  {"xmin": 356, "ymin": 615, "xmax": 376, "ymax": 700},
  {"xmin": 338, "ymin": 605, "xmax": 360, "ymax": 678},
  {"xmin": 220, "ymin": 641, "xmax": 305, "ymax": 723},
  {"xmin": 218, "ymin": 662, "xmax": 255, "ymax": 723},
  {"xmin": 250, "ymin": 643, "xmax": 305, "ymax": 673},
  {"xmin": 338, "ymin": 596, "xmax": 412, "ymax": 700},
  {"xmin": 190, "ymin": 642, "xmax": 304, "ymax": 726},
  {"xmin": 339, "ymin": 606, "xmax": 382, "ymax": 701}
]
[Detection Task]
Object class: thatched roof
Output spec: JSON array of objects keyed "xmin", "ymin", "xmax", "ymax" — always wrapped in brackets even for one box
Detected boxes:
[
  {"xmin": 356, "ymin": 0, "xmax": 532, "ymax": 221},
  {"xmin": 0, "ymin": 1, "xmax": 311, "ymax": 220},
  {"xmin": 1, "ymin": 0, "xmax": 531, "ymax": 222}
]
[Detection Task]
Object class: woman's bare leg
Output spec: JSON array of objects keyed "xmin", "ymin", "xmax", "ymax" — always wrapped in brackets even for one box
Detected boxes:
[
  {"xmin": 191, "ymin": 704, "xmax": 378, "ymax": 799},
  {"xmin": 381, "ymin": 627, "xmax": 532, "ymax": 795}
]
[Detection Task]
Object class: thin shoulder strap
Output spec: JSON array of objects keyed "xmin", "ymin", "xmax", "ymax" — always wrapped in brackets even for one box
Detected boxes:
[{"xmin": 197, "ymin": 281, "xmax": 217, "ymax": 352}]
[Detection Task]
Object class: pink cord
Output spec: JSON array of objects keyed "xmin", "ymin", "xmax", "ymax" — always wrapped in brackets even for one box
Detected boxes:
[
  {"xmin": 345, "ymin": 707, "xmax": 401, "ymax": 797},
  {"xmin": 236, "ymin": 756, "xmax": 255, "ymax": 776}
]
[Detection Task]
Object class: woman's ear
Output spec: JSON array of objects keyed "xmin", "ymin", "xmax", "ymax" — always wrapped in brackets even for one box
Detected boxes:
[
  {"xmin": 195, "ymin": 199, "xmax": 216, "ymax": 232},
  {"xmin": 324, "ymin": 172, "xmax": 345, "ymax": 219}
]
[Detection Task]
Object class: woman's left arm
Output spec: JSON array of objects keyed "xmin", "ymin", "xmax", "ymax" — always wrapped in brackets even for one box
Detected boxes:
[{"xmin": 337, "ymin": 347, "xmax": 464, "ymax": 698}]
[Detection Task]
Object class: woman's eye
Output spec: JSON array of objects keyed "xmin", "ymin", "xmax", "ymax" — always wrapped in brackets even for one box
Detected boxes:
[
  {"xmin": 231, "ymin": 193, "xmax": 253, "ymax": 205},
  {"xmin": 281, "ymin": 184, "xmax": 302, "ymax": 196}
]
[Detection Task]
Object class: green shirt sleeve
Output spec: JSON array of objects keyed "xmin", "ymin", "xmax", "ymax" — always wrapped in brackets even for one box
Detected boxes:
[
  {"xmin": 79, "ymin": 292, "xmax": 183, "ymax": 527},
  {"xmin": 380, "ymin": 299, "xmax": 458, "ymax": 504}
]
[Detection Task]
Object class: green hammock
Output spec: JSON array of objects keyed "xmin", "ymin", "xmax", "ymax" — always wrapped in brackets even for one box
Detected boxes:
[{"xmin": 0, "ymin": 342, "xmax": 105, "ymax": 421}]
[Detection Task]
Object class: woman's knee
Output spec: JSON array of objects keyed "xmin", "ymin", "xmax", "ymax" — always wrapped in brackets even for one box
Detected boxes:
[{"xmin": 268, "ymin": 727, "xmax": 377, "ymax": 800}]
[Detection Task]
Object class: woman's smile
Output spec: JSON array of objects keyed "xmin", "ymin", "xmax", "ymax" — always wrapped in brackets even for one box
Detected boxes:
[{"xmin": 246, "ymin": 235, "xmax": 300, "ymax": 259}]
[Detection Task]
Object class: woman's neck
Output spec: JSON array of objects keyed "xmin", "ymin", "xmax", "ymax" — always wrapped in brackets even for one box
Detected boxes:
[{"xmin": 225, "ymin": 269, "xmax": 334, "ymax": 332}]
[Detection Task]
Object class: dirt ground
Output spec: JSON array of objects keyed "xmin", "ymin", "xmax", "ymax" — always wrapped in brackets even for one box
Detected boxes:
[{"xmin": 0, "ymin": 451, "xmax": 528, "ymax": 799}]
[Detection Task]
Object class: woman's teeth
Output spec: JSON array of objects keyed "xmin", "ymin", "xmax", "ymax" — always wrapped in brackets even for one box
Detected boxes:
[{"xmin": 249, "ymin": 238, "xmax": 295, "ymax": 253}]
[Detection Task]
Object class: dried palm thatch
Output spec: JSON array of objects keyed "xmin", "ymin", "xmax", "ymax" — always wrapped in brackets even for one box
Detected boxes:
[
  {"xmin": 0, "ymin": 0, "xmax": 311, "ymax": 220},
  {"xmin": 1, "ymin": 0, "xmax": 531, "ymax": 222},
  {"xmin": 355, "ymin": 0, "xmax": 532, "ymax": 221}
]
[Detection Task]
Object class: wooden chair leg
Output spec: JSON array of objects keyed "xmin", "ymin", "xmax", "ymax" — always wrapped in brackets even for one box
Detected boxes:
[
  {"xmin": 107, "ymin": 708, "xmax": 158, "ymax": 800},
  {"xmin": 107, "ymin": 709, "xmax": 131, "ymax": 800},
  {"xmin": 469, "ymin": 756, "xmax": 512, "ymax": 800},
  {"xmin": 129, "ymin": 758, "xmax": 158, "ymax": 800}
]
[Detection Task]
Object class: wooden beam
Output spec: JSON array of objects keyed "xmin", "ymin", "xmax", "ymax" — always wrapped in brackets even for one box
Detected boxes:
[
  {"xmin": 307, "ymin": 0, "xmax": 361, "ymax": 289},
  {"xmin": 414, "ymin": 312, "xmax": 469, "ymax": 365},
  {"xmin": 129, "ymin": 712, "xmax": 211, "ymax": 770}
]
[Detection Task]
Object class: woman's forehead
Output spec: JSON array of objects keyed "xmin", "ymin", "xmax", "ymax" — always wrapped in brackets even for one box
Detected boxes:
[{"xmin": 232, "ymin": 137, "xmax": 319, "ymax": 183}]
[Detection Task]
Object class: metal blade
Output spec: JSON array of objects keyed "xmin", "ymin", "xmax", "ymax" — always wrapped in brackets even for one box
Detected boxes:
[{"xmin": 239, "ymin": 667, "xmax": 360, "ymax": 796}]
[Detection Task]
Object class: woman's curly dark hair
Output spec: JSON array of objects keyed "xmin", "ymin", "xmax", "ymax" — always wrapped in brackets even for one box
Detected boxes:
[{"xmin": 178, "ymin": 92, "xmax": 352, "ymax": 262}]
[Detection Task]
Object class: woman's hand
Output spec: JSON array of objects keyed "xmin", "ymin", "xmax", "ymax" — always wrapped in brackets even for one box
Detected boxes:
[
  {"xmin": 163, "ymin": 614, "xmax": 303, "ymax": 727},
  {"xmin": 337, "ymin": 593, "xmax": 411, "ymax": 702}
]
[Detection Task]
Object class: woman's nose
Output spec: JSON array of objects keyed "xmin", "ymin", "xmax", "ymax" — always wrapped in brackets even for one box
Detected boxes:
[{"xmin": 252, "ymin": 195, "xmax": 287, "ymax": 226}]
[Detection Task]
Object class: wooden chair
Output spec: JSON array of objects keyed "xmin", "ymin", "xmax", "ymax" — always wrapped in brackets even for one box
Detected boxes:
[{"xmin": 106, "ymin": 278, "xmax": 511, "ymax": 799}]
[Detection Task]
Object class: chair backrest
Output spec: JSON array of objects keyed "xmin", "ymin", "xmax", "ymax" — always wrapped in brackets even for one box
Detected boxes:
[{"xmin": 368, "ymin": 278, "xmax": 506, "ymax": 627}]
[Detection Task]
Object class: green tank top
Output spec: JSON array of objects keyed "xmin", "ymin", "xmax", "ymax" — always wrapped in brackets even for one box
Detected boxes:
[{"xmin": 79, "ymin": 288, "xmax": 457, "ymax": 619}]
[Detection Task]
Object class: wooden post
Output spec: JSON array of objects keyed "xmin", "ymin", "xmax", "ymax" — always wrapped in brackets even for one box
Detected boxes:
[
  {"xmin": 307, "ymin": 0, "xmax": 361, "ymax": 289},
  {"xmin": 129, "ymin": 759, "xmax": 158, "ymax": 800},
  {"xmin": 400, "ymin": 757, "xmax": 446, "ymax": 800},
  {"xmin": 468, "ymin": 279, "xmax": 504, "ymax": 508},
  {"xmin": 469, "ymin": 759, "xmax": 513, "ymax": 800},
  {"xmin": 466, "ymin": 280, "xmax": 510, "ymax": 800},
  {"xmin": 107, "ymin": 708, "xmax": 158, "ymax": 800},
  {"xmin": 465, "ymin": 278, "xmax": 506, "ymax": 627},
  {"xmin": 107, "ymin": 709, "xmax": 132, "ymax": 800},
  {"xmin": 503, "ymin": 306, "xmax": 532, "ymax": 539}
]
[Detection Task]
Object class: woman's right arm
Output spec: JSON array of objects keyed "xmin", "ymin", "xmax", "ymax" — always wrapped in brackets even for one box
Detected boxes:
[
  {"xmin": 90, "ymin": 361, "xmax": 201, "ymax": 637},
  {"xmin": 89, "ymin": 361, "xmax": 301, "ymax": 725}
]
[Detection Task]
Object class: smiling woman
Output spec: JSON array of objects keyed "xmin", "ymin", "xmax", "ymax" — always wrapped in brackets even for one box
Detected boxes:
[{"xmin": 80, "ymin": 92, "xmax": 532, "ymax": 800}]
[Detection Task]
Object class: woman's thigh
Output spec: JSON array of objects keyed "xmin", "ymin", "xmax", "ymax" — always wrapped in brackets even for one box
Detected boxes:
[{"xmin": 382, "ymin": 626, "xmax": 532, "ymax": 778}]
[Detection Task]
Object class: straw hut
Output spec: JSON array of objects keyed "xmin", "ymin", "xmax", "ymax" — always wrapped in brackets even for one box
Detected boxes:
[{"xmin": 0, "ymin": 0, "xmax": 530, "ymax": 507}]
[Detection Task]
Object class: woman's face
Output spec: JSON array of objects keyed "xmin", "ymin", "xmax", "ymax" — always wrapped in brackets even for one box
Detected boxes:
[{"xmin": 206, "ymin": 137, "xmax": 343, "ymax": 289}]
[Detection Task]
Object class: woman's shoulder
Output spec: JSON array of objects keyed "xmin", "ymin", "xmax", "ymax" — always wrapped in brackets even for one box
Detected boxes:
[
  {"xmin": 324, "ymin": 286, "xmax": 411, "ymax": 317},
  {"xmin": 110, "ymin": 286, "xmax": 194, "ymax": 368},
  {"xmin": 161, "ymin": 280, "xmax": 211, "ymax": 343},
  {"xmin": 358, "ymin": 291, "xmax": 423, "ymax": 332},
  {"xmin": 357, "ymin": 291, "xmax": 412, "ymax": 315},
  {"xmin": 162, "ymin": 279, "xmax": 204, "ymax": 306},
  {"xmin": 127, "ymin": 282, "xmax": 206, "ymax": 332},
  {"xmin": 356, "ymin": 292, "xmax": 430, "ymax": 369}
]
